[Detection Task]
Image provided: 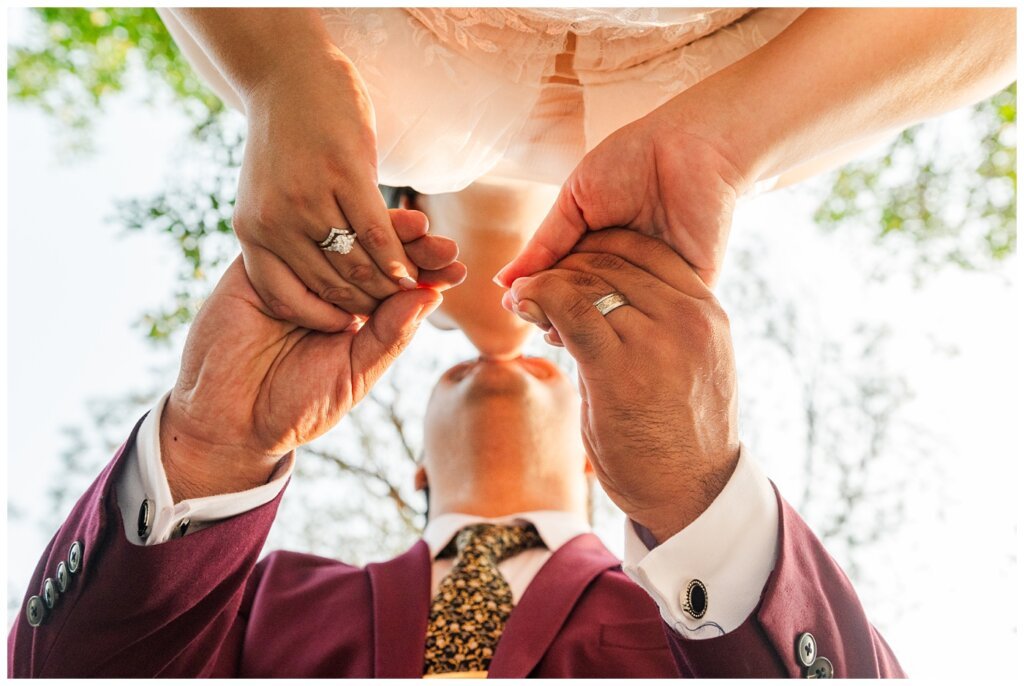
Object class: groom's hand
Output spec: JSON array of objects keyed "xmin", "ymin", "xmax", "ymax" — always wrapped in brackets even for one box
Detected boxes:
[
  {"xmin": 160, "ymin": 243, "xmax": 465, "ymax": 501},
  {"xmin": 509, "ymin": 230, "xmax": 740, "ymax": 544}
]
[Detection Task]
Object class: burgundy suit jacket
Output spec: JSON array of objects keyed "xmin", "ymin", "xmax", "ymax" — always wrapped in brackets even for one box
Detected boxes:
[{"xmin": 9, "ymin": 420, "xmax": 905, "ymax": 678}]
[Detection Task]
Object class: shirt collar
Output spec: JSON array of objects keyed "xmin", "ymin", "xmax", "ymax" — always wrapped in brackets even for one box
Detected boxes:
[{"xmin": 423, "ymin": 510, "xmax": 592, "ymax": 559}]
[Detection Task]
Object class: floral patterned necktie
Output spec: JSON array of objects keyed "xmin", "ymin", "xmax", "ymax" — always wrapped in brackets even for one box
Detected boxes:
[{"xmin": 423, "ymin": 523, "xmax": 544, "ymax": 676}]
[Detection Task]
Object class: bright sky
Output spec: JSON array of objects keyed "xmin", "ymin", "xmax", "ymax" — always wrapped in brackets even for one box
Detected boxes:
[{"xmin": 4, "ymin": 7, "xmax": 1021, "ymax": 679}]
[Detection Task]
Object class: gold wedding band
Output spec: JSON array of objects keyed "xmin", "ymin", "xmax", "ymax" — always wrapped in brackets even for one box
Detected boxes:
[{"xmin": 593, "ymin": 292, "xmax": 629, "ymax": 316}]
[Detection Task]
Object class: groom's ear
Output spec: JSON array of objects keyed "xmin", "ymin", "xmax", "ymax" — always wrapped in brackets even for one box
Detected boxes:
[
  {"xmin": 414, "ymin": 464, "xmax": 431, "ymax": 521},
  {"xmin": 414, "ymin": 465, "xmax": 428, "ymax": 491}
]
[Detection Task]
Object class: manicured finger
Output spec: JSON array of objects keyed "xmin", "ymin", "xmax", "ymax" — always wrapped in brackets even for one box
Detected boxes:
[
  {"xmin": 493, "ymin": 182, "xmax": 588, "ymax": 287},
  {"xmin": 390, "ymin": 208, "xmax": 431, "ymax": 243},
  {"xmin": 509, "ymin": 270, "xmax": 623, "ymax": 363},
  {"xmin": 285, "ymin": 241, "xmax": 380, "ymax": 316},
  {"xmin": 322, "ymin": 239, "xmax": 401, "ymax": 300},
  {"xmin": 349, "ymin": 288, "xmax": 442, "ymax": 401},
  {"xmin": 337, "ymin": 181, "xmax": 419, "ymax": 287},
  {"xmin": 403, "ymin": 234, "xmax": 460, "ymax": 271},
  {"xmin": 242, "ymin": 246, "xmax": 356, "ymax": 332},
  {"xmin": 570, "ymin": 229, "xmax": 711, "ymax": 300},
  {"xmin": 415, "ymin": 261, "xmax": 468, "ymax": 291},
  {"xmin": 312, "ymin": 203, "xmax": 403, "ymax": 300},
  {"xmin": 277, "ymin": 209, "xmax": 387, "ymax": 307}
]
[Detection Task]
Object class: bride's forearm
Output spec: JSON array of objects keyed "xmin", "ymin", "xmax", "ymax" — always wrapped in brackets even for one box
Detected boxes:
[
  {"xmin": 660, "ymin": 7, "xmax": 1016, "ymax": 190},
  {"xmin": 169, "ymin": 8, "xmax": 339, "ymax": 105}
]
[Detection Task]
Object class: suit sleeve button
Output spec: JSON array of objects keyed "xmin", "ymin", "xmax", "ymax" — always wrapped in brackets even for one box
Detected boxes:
[
  {"xmin": 797, "ymin": 632, "xmax": 817, "ymax": 666},
  {"xmin": 806, "ymin": 656, "xmax": 834, "ymax": 679},
  {"xmin": 26, "ymin": 596, "xmax": 45, "ymax": 627},
  {"xmin": 68, "ymin": 540, "xmax": 83, "ymax": 574},
  {"xmin": 55, "ymin": 561, "xmax": 69, "ymax": 592},
  {"xmin": 42, "ymin": 578, "xmax": 59, "ymax": 609}
]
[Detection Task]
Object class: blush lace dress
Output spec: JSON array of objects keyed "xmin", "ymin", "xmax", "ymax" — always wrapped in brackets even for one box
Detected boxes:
[{"xmin": 160, "ymin": 7, "xmax": 804, "ymax": 194}]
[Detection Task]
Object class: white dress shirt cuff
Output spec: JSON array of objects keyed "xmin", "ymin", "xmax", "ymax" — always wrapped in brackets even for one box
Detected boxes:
[
  {"xmin": 115, "ymin": 390, "xmax": 294, "ymax": 546},
  {"xmin": 621, "ymin": 444, "xmax": 779, "ymax": 639}
]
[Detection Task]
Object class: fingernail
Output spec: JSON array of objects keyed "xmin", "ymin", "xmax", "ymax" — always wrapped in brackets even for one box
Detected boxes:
[
  {"xmin": 501, "ymin": 290, "xmax": 515, "ymax": 313},
  {"xmin": 512, "ymin": 304, "xmax": 539, "ymax": 325},
  {"xmin": 493, "ymin": 264, "xmax": 511, "ymax": 287},
  {"xmin": 544, "ymin": 330, "xmax": 564, "ymax": 348},
  {"xmin": 514, "ymin": 299, "xmax": 550, "ymax": 329},
  {"xmin": 399, "ymin": 276, "xmax": 418, "ymax": 290}
]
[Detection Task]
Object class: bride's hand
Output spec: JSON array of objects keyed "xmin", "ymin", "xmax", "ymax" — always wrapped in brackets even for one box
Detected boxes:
[
  {"xmin": 493, "ymin": 110, "xmax": 751, "ymax": 290},
  {"xmin": 233, "ymin": 48, "xmax": 422, "ymax": 332}
]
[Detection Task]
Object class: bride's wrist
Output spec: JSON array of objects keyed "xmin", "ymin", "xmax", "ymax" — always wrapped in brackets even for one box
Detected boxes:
[
  {"xmin": 241, "ymin": 43, "xmax": 356, "ymax": 113},
  {"xmin": 651, "ymin": 86, "xmax": 767, "ymax": 197}
]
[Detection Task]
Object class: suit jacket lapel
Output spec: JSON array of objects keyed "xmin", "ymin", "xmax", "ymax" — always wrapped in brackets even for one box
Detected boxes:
[
  {"xmin": 366, "ymin": 539, "xmax": 432, "ymax": 678},
  {"xmin": 488, "ymin": 533, "xmax": 622, "ymax": 678}
]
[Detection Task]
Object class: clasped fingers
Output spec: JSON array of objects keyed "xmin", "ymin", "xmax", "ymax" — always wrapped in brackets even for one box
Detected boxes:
[{"xmin": 509, "ymin": 268, "xmax": 639, "ymax": 364}]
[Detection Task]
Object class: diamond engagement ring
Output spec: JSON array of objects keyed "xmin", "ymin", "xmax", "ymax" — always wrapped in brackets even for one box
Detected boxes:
[
  {"xmin": 318, "ymin": 227, "xmax": 357, "ymax": 255},
  {"xmin": 593, "ymin": 292, "xmax": 629, "ymax": 316}
]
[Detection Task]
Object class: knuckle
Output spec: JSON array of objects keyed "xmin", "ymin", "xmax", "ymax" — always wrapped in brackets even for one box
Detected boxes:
[
  {"xmin": 587, "ymin": 252, "xmax": 628, "ymax": 273},
  {"xmin": 320, "ymin": 285, "xmax": 356, "ymax": 304},
  {"xmin": 358, "ymin": 225, "xmax": 392, "ymax": 251},
  {"xmin": 322, "ymin": 155, "xmax": 349, "ymax": 180},
  {"xmin": 281, "ymin": 187, "xmax": 311, "ymax": 210},
  {"xmin": 568, "ymin": 271, "xmax": 607, "ymax": 295},
  {"xmin": 246, "ymin": 202, "xmax": 283, "ymax": 237},
  {"xmin": 713, "ymin": 300, "xmax": 730, "ymax": 330},
  {"xmin": 232, "ymin": 209, "xmax": 260, "ymax": 238},
  {"xmin": 567, "ymin": 325, "xmax": 615, "ymax": 359},
  {"xmin": 565, "ymin": 294, "xmax": 596, "ymax": 323},
  {"xmin": 267, "ymin": 299, "xmax": 292, "ymax": 320},
  {"xmin": 678, "ymin": 300, "xmax": 720, "ymax": 341},
  {"xmin": 346, "ymin": 263, "xmax": 377, "ymax": 283},
  {"xmin": 519, "ymin": 271, "xmax": 558, "ymax": 301},
  {"xmin": 255, "ymin": 287, "xmax": 293, "ymax": 320}
]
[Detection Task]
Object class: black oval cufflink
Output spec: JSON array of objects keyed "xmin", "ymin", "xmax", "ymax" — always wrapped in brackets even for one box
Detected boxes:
[
  {"xmin": 680, "ymin": 579, "xmax": 708, "ymax": 619},
  {"xmin": 138, "ymin": 498, "xmax": 153, "ymax": 540}
]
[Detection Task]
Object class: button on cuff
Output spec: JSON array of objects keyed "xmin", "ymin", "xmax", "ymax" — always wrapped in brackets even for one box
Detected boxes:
[
  {"xmin": 67, "ymin": 540, "xmax": 83, "ymax": 574},
  {"xmin": 807, "ymin": 656, "xmax": 834, "ymax": 679},
  {"xmin": 797, "ymin": 632, "xmax": 818, "ymax": 667},
  {"xmin": 55, "ymin": 561, "xmax": 69, "ymax": 592},
  {"xmin": 25, "ymin": 595, "xmax": 45, "ymax": 628},
  {"xmin": 42, "ymin": 578, "xmax": 58, "ymax": 609}
]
